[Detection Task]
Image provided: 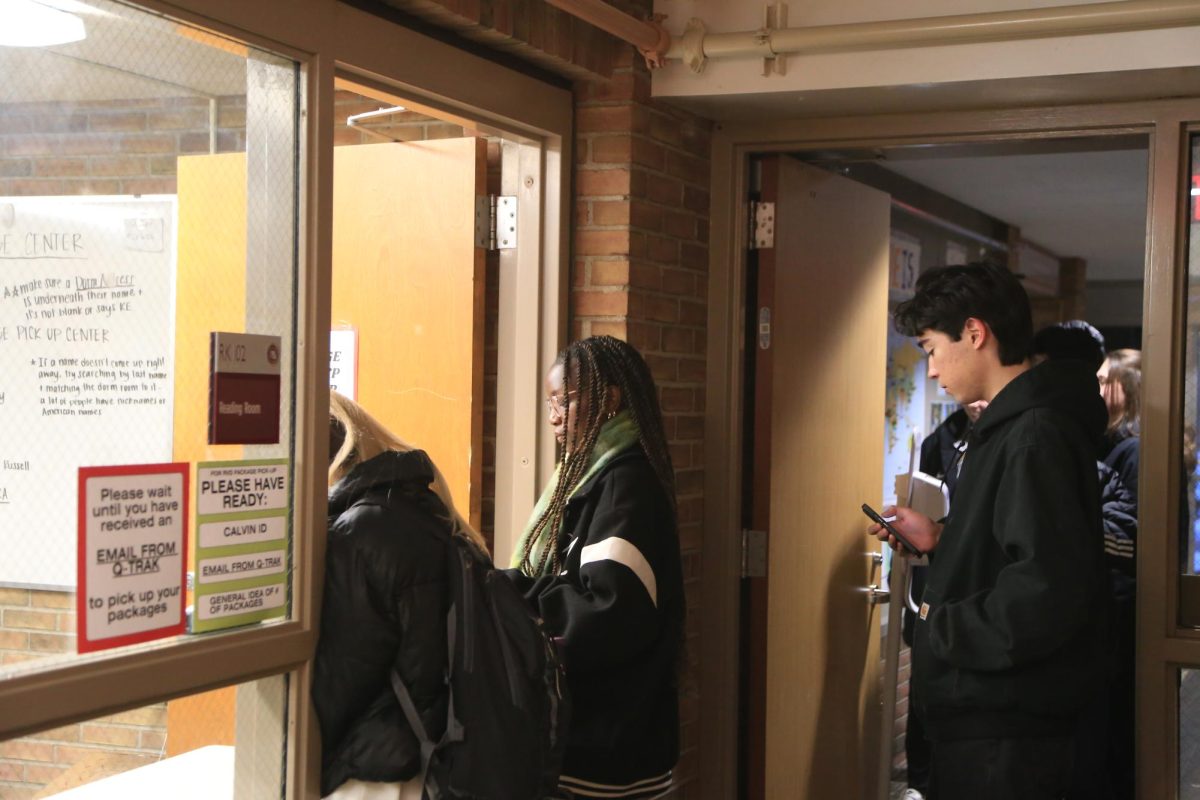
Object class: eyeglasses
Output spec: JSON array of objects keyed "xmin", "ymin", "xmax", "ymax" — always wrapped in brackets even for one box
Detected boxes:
[{"xmin": 545, "ymin": 390, "xmax": 577, "ymax": 414}]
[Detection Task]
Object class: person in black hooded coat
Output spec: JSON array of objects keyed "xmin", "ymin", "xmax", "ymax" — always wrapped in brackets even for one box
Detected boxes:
[
  {"xmin": 872, "ymin": 264, "xmax": 1109, "ymax": 800},
  {"xmin": 313, "ymin": 391, "xmax": 489, "ymax": 799}
]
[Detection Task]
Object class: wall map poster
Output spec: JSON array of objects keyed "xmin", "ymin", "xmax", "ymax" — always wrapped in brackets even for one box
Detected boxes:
[
  {"xmin": 77, "ymin": 463, "xmax": 188, "ymax": 653},
  {"xmin": 0, "ymin": 196, "xmax": 177, "ymax": 587}
]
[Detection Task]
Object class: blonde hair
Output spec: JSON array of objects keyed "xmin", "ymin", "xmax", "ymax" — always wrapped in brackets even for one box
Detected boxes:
[
  {"xmin": 329, "ymin": 391, "xmax": 488, "ymax": 555},
  {"xmin": 1101, "ymin": 348, "xmax": 1142, "ymax": 441}
]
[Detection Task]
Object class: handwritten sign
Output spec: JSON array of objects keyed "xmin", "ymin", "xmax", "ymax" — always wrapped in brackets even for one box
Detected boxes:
[
  {"xmin": 0, "ymin": 196, "xmax": 176, "ymax": 587},
  {"xmin": 192, "ymin": 459, "xmax": 289, "ymax": 633},
  {"xmin": 77, "ymin": 463, "xmax": 188, "ymax": 653}
]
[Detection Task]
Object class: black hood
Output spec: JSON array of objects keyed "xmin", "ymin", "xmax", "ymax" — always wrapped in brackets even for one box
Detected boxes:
[
  {"xmin": 328, "ymin": 449, "xmax": 436, "ymax": 518},
  {"xmin": 973, "ymin": 359, "xmax": 1107, "ymax": 451}
]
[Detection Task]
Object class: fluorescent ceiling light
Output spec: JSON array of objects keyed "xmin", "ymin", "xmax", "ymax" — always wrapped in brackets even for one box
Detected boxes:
[{"xmin": 0, "ymin": 0, "xmax": 87, "ymax": 48}]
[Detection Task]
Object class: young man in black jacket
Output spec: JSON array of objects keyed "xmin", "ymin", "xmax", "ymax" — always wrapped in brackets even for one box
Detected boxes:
[{"xmin": 870, "ymin": 263, "xmax": 1109, "ymax": 800}]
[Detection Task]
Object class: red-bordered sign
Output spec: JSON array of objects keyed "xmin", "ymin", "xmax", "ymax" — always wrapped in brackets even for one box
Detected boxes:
[{"xmin": 77, "ymin": 463, "xmax": 189, "ymax": 653}]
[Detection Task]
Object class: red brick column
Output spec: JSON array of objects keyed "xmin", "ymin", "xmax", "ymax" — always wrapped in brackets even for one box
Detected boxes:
[{"xmin": 573, "ymin": 51, "xmax": 711, "ymax": 797}]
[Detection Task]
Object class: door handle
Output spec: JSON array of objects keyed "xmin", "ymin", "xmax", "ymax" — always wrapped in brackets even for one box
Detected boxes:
[{"xmin": 863, "ymin": 584, "xmax": 890, "ymax": 605}]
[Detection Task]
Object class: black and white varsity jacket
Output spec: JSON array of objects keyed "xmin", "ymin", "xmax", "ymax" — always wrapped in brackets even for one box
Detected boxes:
[{"xmin": 512, "ymin": 447, "xmax": 684, "ymax": 799}]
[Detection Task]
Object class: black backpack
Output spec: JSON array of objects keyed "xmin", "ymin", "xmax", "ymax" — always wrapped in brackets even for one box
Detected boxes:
[{"xmin": 391, "ymin": 535, "xmax": 569, "ymax": 800}]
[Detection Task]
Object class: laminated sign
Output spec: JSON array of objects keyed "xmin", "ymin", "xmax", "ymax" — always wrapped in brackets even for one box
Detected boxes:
[
  {"xmin": 192, "ymin": 459, "xmax": 289, "ymax": 633},
  {"xmin": 208, "ymin": 331, "xmax": 281, "ymax": 445},
  {"xmin": 77, "ymin": 463, "xmax": 189, "ymax": 653}
]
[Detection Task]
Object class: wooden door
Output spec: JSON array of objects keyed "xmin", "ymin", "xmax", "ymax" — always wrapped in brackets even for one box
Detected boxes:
[
  {"xmin": 757, "ymin": 156, "xmax": 891, "ymax": 798},
  {"xmin": 332, "ymin": 139, "xmax": 486, "ymax": 527}
]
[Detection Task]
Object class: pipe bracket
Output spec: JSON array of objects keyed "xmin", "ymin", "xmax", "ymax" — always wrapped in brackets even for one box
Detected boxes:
[
  {"xmin": 762, "ymin": 1, "xmax": 787, "ymax": 76},
  {"xmin": 680, "ymin": 17, "xmax": 707, "ymax": 73},
  {"xmin": 638, "ymin": 14, "xmax": 673, "ymax": 69}
]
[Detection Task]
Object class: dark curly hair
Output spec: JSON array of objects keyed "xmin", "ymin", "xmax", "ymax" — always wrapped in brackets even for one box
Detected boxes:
[{"xmin": 893, "ymin": 261, "xmax": 1032, "ymax": 366}]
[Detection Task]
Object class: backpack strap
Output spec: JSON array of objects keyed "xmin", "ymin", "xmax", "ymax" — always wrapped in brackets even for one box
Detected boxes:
[
  {"xmin": 389, "ymin": 603, "xmax": 465, "ymax": 800},
  {"xmin": 390, "ymin": 669, "xmax": 435, "ymax": 799}
]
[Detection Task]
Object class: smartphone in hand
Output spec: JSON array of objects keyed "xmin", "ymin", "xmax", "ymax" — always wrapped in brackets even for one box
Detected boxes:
[{"xmin": 861, "ymin": 503, "xmax": 924, "ymax": 556}]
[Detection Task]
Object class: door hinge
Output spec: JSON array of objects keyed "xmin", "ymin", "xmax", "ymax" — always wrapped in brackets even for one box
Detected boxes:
[
  {"xmin": 475, "ymin": 195, "xmax": 517, "ymax": 251},
  {"xmin": 749, "ymin": 201, "xmax": 775, "ymax": 250},
  {"xmin": 741, "ymin": 528, "xmax": 767, "ymax": 578}
]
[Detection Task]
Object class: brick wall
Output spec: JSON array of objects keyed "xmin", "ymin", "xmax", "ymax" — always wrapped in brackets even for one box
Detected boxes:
[
  {"xmin": 0, "ymin": 586, "xmax": 166, "ymax": 800},
  {"xmin": 0, "ymin": 96, "xmax": 246, "ymax": 196},
  {"xmin": 573, "ymin": 51, "xmax": 712, "ymax": 797}
]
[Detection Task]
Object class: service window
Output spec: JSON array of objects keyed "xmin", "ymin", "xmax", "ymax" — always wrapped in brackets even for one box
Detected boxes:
[{"xmin": 0, "ymin": 0, "xmax": 301, "ymax": 672}]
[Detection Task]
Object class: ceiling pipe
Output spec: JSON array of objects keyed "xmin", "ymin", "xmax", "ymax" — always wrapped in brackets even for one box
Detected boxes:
[
  {"xmin": 543, "ymin": 0, "xmax": 671, "ymax": 68},
  {"xmin": 668, "ymin": 0, "xmax": 1200, "ymax": 74}
]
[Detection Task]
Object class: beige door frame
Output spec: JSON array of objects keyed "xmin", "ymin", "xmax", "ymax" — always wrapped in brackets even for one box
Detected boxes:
[{"xmin": 702, "ymin": 98, "xmax": 1200, "ymax": 800}]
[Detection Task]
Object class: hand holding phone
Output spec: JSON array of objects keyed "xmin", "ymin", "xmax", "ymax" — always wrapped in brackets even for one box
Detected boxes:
[{"xmin": 862, "ymin": 503, "xmax": 924, "ymax": 556}]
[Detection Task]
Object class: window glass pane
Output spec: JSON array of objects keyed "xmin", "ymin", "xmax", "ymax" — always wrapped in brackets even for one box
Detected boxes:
[
  {"xmin": 0, "ymin": 0, "xmax": 301, "ymax": 674},
  {"xmin": 0, "ymin": 674, "xmax": 286, "ymax": 799},
  {"xmin": 1183, "ymin": 669, "xmax": 1200, "ymax": 797},
  {"xmin": 1186, "ymin": 133, "xmax": 1200, "ymax": 576}
]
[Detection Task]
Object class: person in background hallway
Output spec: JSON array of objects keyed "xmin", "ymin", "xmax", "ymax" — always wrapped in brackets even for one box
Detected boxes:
[
  {"xmin": 1032, "ymin": 323, "xmax": 1137, "ymax": 800},
  {"xmin": 1099, "ymin": 349, "xmax": 1141, "ymax": 515},
  {"xmin": 313, "ymin": 392, "xmax": 488, "ymax": 800},
  {"xmin": 507, "ymin": 335, "xmax": 684, "ymax": 800},
  {"xmin": 869, "ymin": 263, "xmax": 1109, "ymax": 800},
  {"xmin": 903, "ymin": 399, "xmax": 986, "ymax": 800}
]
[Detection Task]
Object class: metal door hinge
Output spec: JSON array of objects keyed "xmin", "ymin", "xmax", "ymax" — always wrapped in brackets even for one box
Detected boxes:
[
  {"xmin": 741, "ymin": 528, "xmax": 767, "ymax": 578},
  {"xmin": 475, "ymin": 195, "xmax": 517, "ymax": 251},
  {"xmin": 749, "ymin": 201, "xmax": 775, "ymax": 249}
]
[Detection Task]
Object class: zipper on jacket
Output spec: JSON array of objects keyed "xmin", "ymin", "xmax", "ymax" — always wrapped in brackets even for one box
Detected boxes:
[{"xmin": 461, "ymin": 553, "xmax": 476, "ymax": 671}]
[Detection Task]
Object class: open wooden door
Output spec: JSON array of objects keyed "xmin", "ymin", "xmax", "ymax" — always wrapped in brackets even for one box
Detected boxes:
[
  {"xmin": 331, "ymin": 139, "xmax": 486, "ymax": 527},
  {"xmin": 751, "ymin": 156, "xmax": 891, "ymax": 798}
]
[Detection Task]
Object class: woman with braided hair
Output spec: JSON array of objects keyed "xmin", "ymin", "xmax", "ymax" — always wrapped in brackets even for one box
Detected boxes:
[{"xmin": 508, "ymin": 335, "xmax": 684, "ymax": 799}]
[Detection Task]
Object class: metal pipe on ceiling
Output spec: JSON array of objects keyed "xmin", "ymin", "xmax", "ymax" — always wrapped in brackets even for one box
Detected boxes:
[{"xmin": 668, "ymin": 0, "xmax": 1200, "ymax": 73}]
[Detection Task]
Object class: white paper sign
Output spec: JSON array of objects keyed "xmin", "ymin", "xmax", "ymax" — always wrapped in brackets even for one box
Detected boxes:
[
  {"xmin": 0, "ymin": 196, "xmax": 177, "ymax": 587},
  {"xmin": 198, "ymin": 515, "xmax": 287, "ymax": 549},
  {"xmin": 196, "ymin": 462, "xmax": 289, "ymax": 516},
  {"xmin": 78, "ymin": 464, "xmax": 187, "ymax": 652},
  {"xmin": 329, "ymin": 328, "xmax": 356, "ymax": 400},
  {"xmin": 197, "ymin": 584, "xmax": 286, "ymax": 621},
  {"xmin": 198, "ymin": 551, "xmax": 286, "ymax": 582}
]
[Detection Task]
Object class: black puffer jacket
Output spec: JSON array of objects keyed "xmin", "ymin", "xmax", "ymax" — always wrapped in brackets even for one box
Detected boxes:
[{"xmin": 313, "ymin": 450, "xmax": 452, "ymax": 797}]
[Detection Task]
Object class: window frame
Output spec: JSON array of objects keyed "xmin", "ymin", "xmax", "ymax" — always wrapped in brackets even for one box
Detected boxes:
[{"xmin": 0, "ymin": 3, "xmax": 571, "ymax": 798}]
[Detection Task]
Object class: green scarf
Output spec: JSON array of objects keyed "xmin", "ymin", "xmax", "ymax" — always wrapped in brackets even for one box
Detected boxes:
[{"xmin": 510, "ymin": 410, "xmax": 641, "ymax": 575}]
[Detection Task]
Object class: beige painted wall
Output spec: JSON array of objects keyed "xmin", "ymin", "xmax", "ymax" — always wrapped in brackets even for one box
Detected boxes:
[{"xmin": 653, "ymin": 0, "xmax": 1200, "ymax": 98}]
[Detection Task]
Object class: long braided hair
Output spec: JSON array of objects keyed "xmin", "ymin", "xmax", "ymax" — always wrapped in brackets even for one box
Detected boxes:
[{"xmin": 519, "ymin": 335, "xmax": 675, "ymax": 576}]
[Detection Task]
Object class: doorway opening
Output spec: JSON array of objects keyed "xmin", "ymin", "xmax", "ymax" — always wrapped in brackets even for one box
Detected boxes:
[{"xmin": 736, "ymin": 133, "xmax": 1150, "ymax": 800}]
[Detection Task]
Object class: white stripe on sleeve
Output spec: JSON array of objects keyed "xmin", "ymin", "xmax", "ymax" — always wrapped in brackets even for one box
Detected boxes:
[{"xmin": 580, "ymin": 537, "xmax": 658, "ymax": 607}]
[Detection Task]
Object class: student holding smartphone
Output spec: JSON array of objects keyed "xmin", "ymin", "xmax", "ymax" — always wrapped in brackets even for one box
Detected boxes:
[{"xmin": 867, "ymin": 263, "xmax": 1108, "ymax": 800}]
